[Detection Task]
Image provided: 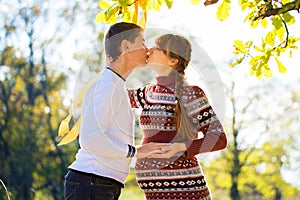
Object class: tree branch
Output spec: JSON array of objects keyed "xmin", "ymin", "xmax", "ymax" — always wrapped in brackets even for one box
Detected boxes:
[{"xmin": 254, "ymin": 0, "xmax": 300, "ymax": 20}]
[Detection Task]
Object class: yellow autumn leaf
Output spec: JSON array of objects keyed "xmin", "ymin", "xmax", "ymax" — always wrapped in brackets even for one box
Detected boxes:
[
  {"xmin": 122, "ymin": 6, "xmax": 133, "ymax": 22},
  {"xmin": 217, "ymin": 0, "xmax": 231, "ymax": 21},
  {"xmin": 253, "ymin": 20, "xmax": 260, "ymax": 28},
  {"xmin": 254, "ymin": 45, "xmax": 262, "ymax": 52},
  {"xmin": 99, "ymin": 1, "xmax": 110, "ymax": 9},
  {"xmin": 233, "ymin": 40, "xmax": 246, "ymax": 54},
  {"xmin": 249, "ymin": 56, "xmax": 259, "ymax": 67},
  {"xmin": 275, "ymin": 57, "xmax": 287, "ymax": 73},
  {"xmin": 282, "ymin": 0, "xmax": 291, "ymax": 4},
  {"xmin": 265, "ymin": 30, "xmax": 275, "ymax": 46},
  {"xmin": 152, "ymin": 0, "xmax": 161, "ymax": 11},
  {"xmin": 139, "ymin": 11, "xmax": 147, "ymax": 29},
  {"xmin": 277, "ymin": 26, "xmax": 285, "ymax": 41},
  {"xmin": 96, "ymin": 12, "xmax": 106, "ymax": 22},
  {"xmin": 58, "ymin": 112, "xmax": 72, "ymax": 136},
  {"xmin": 256, "ymin": 68, "xmax": 262, "ymax": 79},
  {"xmin": 190, "ymin": 0, "xmax": 201, "ymax": 4},
  {"xmin": 263, "ymin": 67, "xmax": 273, "ymax": 78},
  {"xmin": 249, "ymin": 67, "xmax": 255, "ymax": 76},
  {"xmin": 132, "ymin": 2, "xmax": 138, "ymax": 24},
  {"xmin": 261, "ymin": 18, "xmax": 268, "ymax": 28},
  {"xmin": 58, "ymin": 116, "xmax": 82, "ymax": 146}
]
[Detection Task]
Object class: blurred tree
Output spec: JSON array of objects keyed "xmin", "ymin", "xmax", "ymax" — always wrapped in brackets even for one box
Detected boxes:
[
  {"xmin": 0, "ymin": 0, "xmax": 105, "ymax": 199},
  {"xmin": 202, "ymin": 76, "xmax": 300, "ymax": 200},
  {"xmin": 96, "ymin": 0, "xmax": 300, "ymax": 79},
  {"xmin": 0, "ymin": 9, "xmax": 68, "ymax": 200}
]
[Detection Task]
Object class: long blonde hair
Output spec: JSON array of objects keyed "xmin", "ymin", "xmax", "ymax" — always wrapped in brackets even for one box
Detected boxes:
[{"xmin": 155, "ymin": 34, "xmax": 196, "ymax": 142}]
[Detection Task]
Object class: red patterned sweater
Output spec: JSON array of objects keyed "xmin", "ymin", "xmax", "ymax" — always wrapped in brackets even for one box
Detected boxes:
[
  {"xmin": 128, "ymin": 75, "xmax": 227, "ymax": 200},
  {"xmin": 128, "ymin": 76, "xmax": 227, "ymax": 156}
]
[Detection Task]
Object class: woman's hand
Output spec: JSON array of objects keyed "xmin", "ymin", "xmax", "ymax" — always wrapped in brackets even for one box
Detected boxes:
[
  {"xmin": 148, "ymin": 143, "xmax": 187, "ymax": 159},
  {"xmin": 136, "ymin": 142, "xmax": 170, "ymax": 159}
]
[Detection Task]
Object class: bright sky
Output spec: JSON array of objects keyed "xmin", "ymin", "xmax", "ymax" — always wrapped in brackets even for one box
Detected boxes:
[{"xmin": 146, "ymin": 1, "xmax": 300, "ymax": 81}]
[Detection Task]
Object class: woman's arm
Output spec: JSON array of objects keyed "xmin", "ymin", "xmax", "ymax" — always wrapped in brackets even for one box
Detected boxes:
[
  {"xmin": 149, "ymin": 86, "xmax": 227, "ymax": 159},
  {"xmin": 127, "ymin": 86, "xmax": 147, "ymax": 108},
  {"xmin": 182, "ymin": 86, "xmax": 227, "ymax": 157}
]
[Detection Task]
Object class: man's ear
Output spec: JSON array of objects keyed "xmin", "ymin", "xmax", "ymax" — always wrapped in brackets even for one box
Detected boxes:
[
  {"xmin": 168, "ymin": 58, "xmax": 179, "ymax": 66},
  {"xmin": 120, "ymin": 40, "xmax": 130, "ymax": 53}
]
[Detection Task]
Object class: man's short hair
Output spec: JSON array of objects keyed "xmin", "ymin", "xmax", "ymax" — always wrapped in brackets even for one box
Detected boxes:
[{"xmin": 105, "ymin": 22, "xmax": 143, "ymax": 61}]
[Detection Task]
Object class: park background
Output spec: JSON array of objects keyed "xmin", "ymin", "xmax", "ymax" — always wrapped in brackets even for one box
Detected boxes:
[{"xmin": 1, "ymin": 0, "xmax": 300, "ymax": 199}]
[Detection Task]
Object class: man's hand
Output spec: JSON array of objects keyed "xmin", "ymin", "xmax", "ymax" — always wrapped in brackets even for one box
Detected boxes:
[
  {"xmin": 147, "ymin": 143, "xmax": 187, "ymax": 159},
  {"xmin": 136, "ymin": 142, "xmax": 170, "ymax": 159}
]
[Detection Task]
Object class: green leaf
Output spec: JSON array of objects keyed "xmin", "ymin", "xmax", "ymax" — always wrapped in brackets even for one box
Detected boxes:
[
  {"xmin": 282, "ymin": 13, "xmax": 295, "ymax": 25},
  {"xmin": 105, "ymin": 4, "xmax": 119, "ymax": 21},
  {"xmin": 165, "ymin": 0, "xmax": 173, "ymax": 9},
  {"xmin": 275, "ymin": 57, "xmax": 287, "ymax": 73},
  {"xmin": 118, "ymin": 0, "xmax": 129, "ymax": 7},
  {"xmin": 217, "ymin": 0, "xmax": 231, "ymax": 21},
  {"xmin": 230, "ymin": 57, "xmax": 244, "ymax": 68},
  {"xmin": 272, "ymin": 16, "xmax": 282, "ymax": 30}
]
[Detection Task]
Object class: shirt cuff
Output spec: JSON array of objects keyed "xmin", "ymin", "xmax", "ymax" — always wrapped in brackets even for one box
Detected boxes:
[{"xmin": 126, "ymin": 144, "xmax": 136, "ymax": 158}]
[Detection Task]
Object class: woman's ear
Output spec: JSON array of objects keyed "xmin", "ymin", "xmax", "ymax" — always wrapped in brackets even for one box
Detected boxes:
[{"xmin": 168, "ymin": 58, "xmax": 179, "ymax": 66}]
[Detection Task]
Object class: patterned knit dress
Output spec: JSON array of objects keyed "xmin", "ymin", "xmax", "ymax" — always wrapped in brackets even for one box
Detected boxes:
[{"xmin": 128, "ymin": 75, "xmax": 226, "ymax": 200}]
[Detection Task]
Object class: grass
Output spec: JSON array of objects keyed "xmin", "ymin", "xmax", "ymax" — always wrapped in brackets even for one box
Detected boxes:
[{"xmin": 119, "ymin": 185, "xmax": 144, "ymax": 200}]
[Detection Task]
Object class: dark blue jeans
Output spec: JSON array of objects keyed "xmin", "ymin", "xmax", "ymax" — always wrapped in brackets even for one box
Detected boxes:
[{"xmin": 64, "ymin": 169, "xmax": 124, "ymax": 200}]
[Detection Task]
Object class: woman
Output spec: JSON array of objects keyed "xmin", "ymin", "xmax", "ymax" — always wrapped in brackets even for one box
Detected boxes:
[{"xmin": 128, "ymin": 34, "xmax": 227, "ymax": 200}]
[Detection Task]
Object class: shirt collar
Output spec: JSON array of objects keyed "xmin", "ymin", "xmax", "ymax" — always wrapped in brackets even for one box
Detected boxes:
[{"xmin": 106, "ymin": 67, "xmax": 126, "ymax": 81}]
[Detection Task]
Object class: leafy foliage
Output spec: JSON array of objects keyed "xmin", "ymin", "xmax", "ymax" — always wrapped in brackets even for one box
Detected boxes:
[
  {"xmin": 96, "ymin": 0, "xmax": 300, "ymax": 78},
  {"xmin": 202, "ymin": 79, "xmax": 300, "ymax": 200}
]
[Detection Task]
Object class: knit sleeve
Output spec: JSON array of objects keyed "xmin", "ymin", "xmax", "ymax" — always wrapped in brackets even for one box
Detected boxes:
[
  {"xmin": 183, "ymin": 86, "xmax": 227, "ymax": 157},
  {"xmin": 128, "ymin": 86, "xmax": 148, "ymax": 109}
]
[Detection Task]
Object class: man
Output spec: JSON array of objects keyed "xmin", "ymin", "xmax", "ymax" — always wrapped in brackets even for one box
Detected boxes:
[{"xmin": 64, "ymin": 22, "xmax": 167, "ymax": 200}]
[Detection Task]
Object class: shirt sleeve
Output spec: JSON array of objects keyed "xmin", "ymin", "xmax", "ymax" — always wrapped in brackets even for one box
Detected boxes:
[
  {"xmin": 128, "ymin": 86, "xmax": 148, "ymax": 109},
  {"xmin": 183, "ymin": 86, "xmax": 227, "ymax": 157}
]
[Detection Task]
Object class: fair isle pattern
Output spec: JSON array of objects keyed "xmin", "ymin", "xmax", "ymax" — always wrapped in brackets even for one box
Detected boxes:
[
  {"xmin": 135, "ymin": 165, "xmax": 211, "ymax": 200},
  {"xmin": 136, "ymin": 167, "xmax": 203, "ymax": 179},
  {"xmin": 128, "ymin": 75, "xmax": 225, "ymax": 199},
  {"xmin": 135, "ymin": 158, "xmax": 211, "ymax": 199}
]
